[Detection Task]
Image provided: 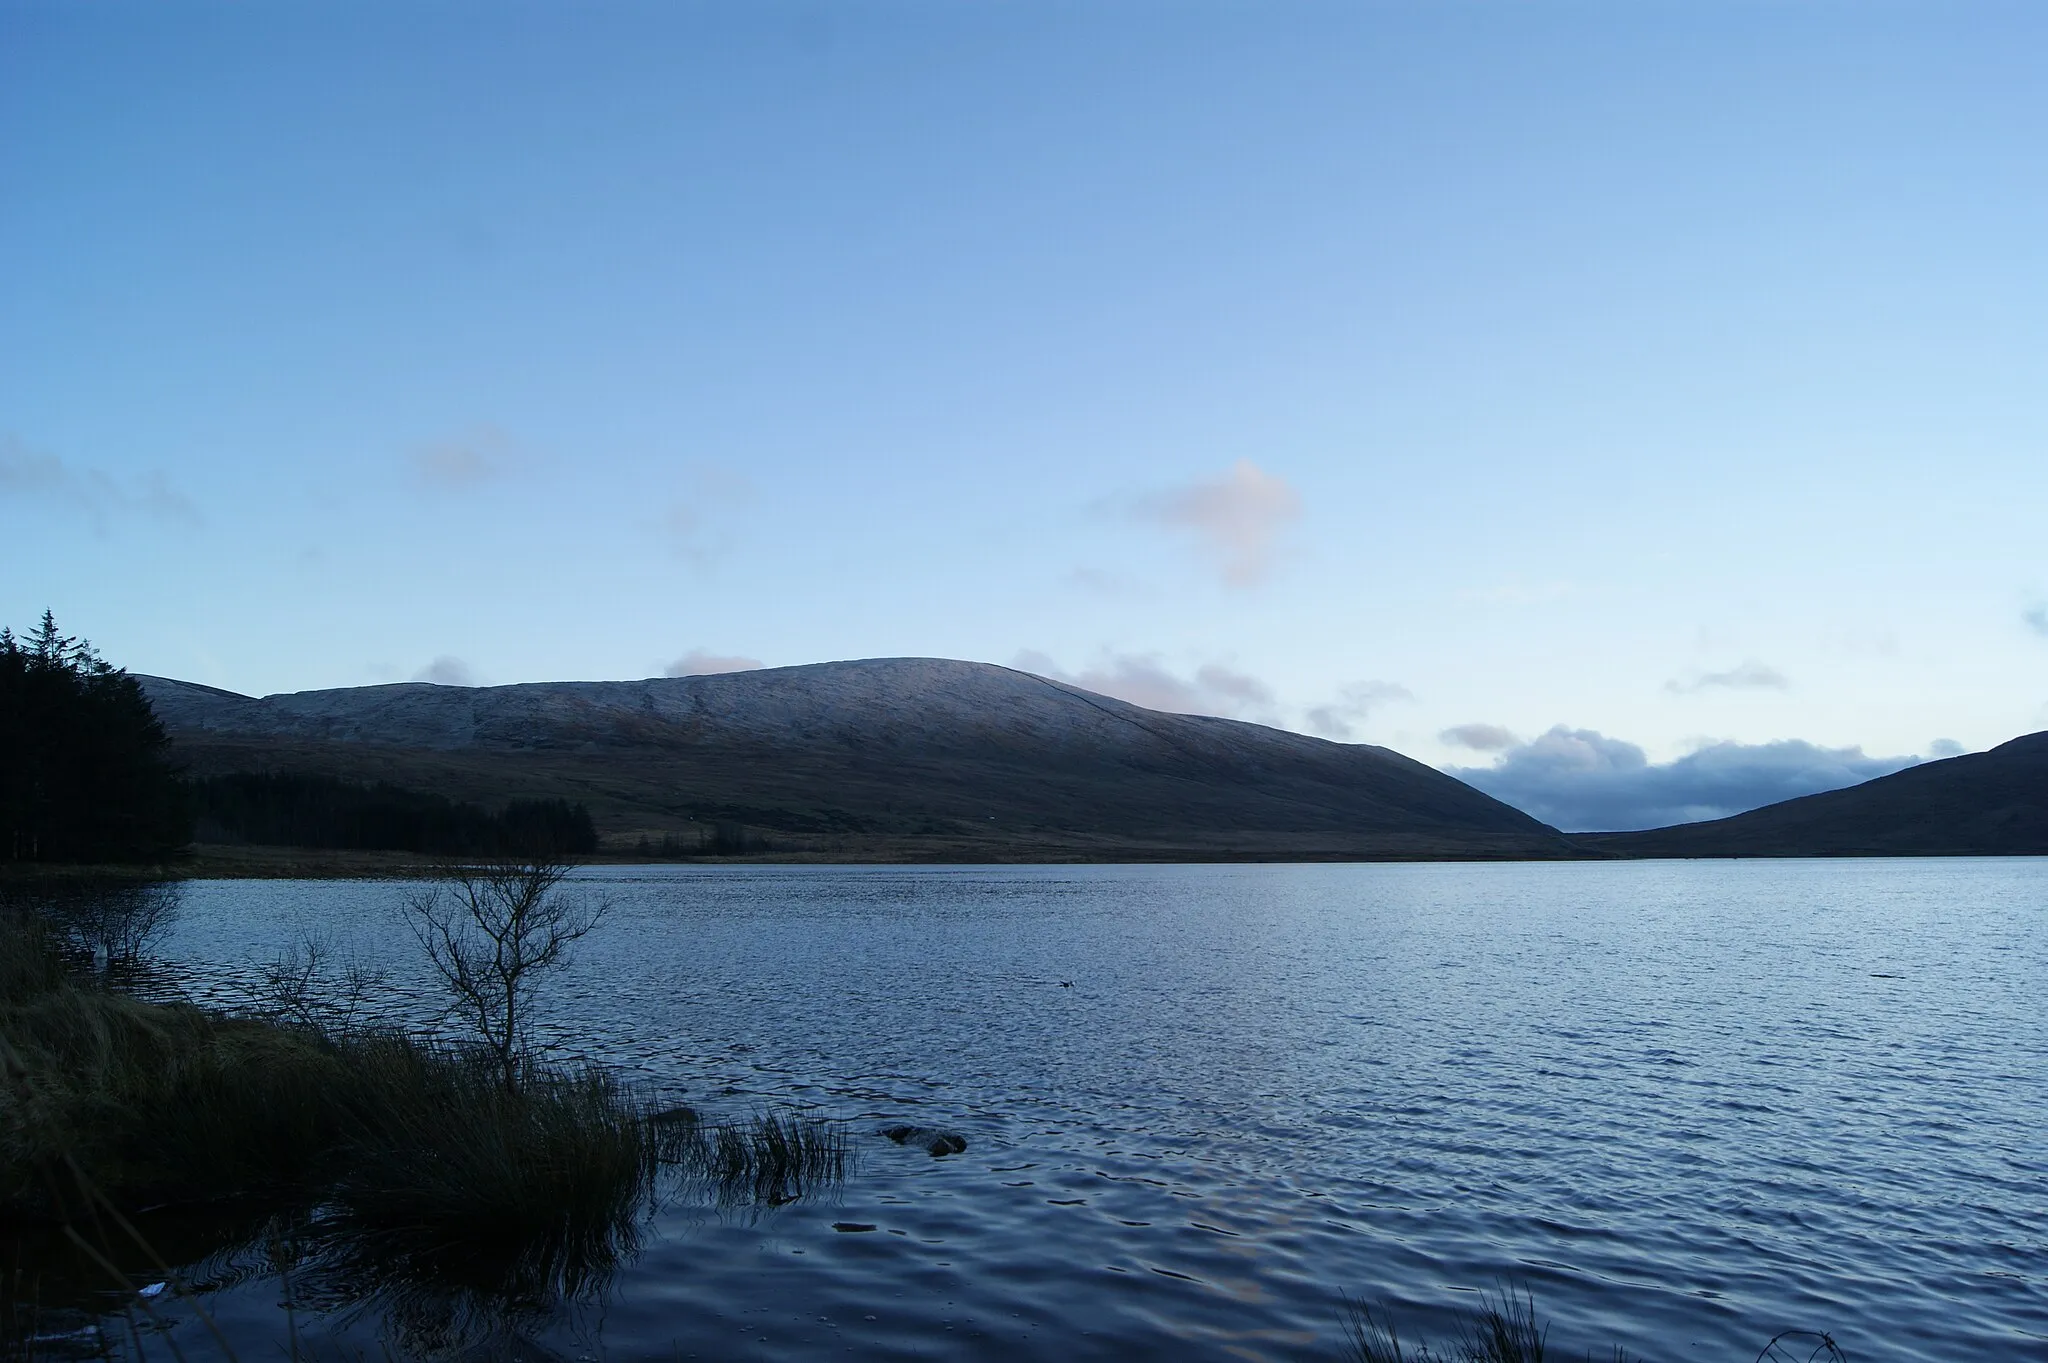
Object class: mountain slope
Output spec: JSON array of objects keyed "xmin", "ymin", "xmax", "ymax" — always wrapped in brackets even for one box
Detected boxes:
[
  {"xmin": 1577, "ymin": 731, "xmax": 2048, "ymax": 857},
  {"xmin": 141, "ymin": 659, "xmax": 1574, "ymax": 860}
]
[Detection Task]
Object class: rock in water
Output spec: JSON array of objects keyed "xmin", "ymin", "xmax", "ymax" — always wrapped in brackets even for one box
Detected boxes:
[{"xmin": 879, "ymin": 1124, "xmax": 968, "ymax": 1156}]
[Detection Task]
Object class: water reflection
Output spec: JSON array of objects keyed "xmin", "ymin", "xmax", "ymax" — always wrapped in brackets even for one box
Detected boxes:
[
  {"xmin": 3, "ymin": 1110, "xmax": 856, "ymax": 1363},
  {"xmin": 271, "ymin": 1200, "xmax": 638, "ymax": 1359},
  {"xmin": 0, "ymin": 878, "xmax": 182, "ymax": 981}
]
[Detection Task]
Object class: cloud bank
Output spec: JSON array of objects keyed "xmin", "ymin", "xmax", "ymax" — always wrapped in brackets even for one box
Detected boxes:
[
  {"xmin": 1137, "ymin": 460, "xmax": 1300, "ymax": 587},
  {"xmin": 1013, "ymin": 650, "xmax": 1273, "ymax": 720},
  {"xmin": 1450, "ymin": 727, "xmax": 1921, "ymax": 832},
  {"xmin": 665, "ymin": 649, "xmax": 764, "ymax": 677}
]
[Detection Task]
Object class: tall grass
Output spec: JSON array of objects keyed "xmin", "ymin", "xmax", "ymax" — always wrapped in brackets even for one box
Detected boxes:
[
  {"xmin": 1343, "ymin": 1286, "xmax": 1550, "ymax": 1363},
  {"xmin": 323, "ymin": 1041, "xmax": 656, "ymax": 1299},
  {"xmin": 2, "ymin": 902, "xmax": 855, "ymax": 1339},
  {"xmin": 2, "ymin": 914, "xmax": 349, "ymax": 1212},
  {"xmin": 1342, "ymin": 1286, "xmax": 1848, "ymax": 1363},
  {"xmin": 664, "ymin": 1107, "xmax": 853, "ymax": 1207},
  {"xmin": 0, "ymin": 906, "xmax": 658, "ymax": 1312}
]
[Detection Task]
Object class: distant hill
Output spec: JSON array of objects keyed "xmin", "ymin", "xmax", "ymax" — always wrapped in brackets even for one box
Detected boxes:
[
  {"xmin": 1577, "ymin": 731, "xmax": 2048, "ymax": 858},
  {"xmin": 139, "ymin": 659, "xmax": 1575, "ymax": 861}
]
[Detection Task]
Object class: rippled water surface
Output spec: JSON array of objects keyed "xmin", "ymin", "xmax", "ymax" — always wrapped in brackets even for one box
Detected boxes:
[{"xmin": 132, "ymin": 860, "xmax": 2048, "ymax": 1359}]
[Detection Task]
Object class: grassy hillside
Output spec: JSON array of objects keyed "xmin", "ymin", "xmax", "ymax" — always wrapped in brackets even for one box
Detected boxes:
[
  {"xmin": 1578, "ymin": 731, "xmax": 2048, "ymax": 857},
  {"xmin": 141, "ymin": 661, "xmax": 1577, "ymax": 862}
]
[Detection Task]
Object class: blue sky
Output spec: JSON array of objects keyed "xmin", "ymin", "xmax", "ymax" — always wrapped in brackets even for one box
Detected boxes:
[{"xmin": 4, "ymin": 2, "xmax": 2045, "ymax": 829}]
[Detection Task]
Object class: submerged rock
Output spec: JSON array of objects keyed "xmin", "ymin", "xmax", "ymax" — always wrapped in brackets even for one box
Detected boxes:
[{"xmin": 879, "ymin": 1124, "xmax": 968, "ymax": 1156}]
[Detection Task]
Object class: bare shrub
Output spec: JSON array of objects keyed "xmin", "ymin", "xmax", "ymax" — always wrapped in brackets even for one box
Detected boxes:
[
  {"xmin": 400, "ymin": 860, "xmax": 607, "ymax": 1091},
  {"xmin": 258, "ymin": 931, "xmax": 388, "ymax": 1041}
]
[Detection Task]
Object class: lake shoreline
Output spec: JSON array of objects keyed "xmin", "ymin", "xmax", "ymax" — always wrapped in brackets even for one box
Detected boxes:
[{"xmin": 10, "ymin": 841, "xmax": 2041, "ymax": 882}]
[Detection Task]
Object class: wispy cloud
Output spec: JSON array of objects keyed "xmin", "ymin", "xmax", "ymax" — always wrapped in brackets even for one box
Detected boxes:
[
  {"xmin": 1013, "ymin": 650, "xmax": 1275, "ymax": 720},
  {"xmin": 1136, "ymin": 460, "xmax": 1300, "ymax": 587},
  {"xmin": 0, "ymin": 436, "xmax": 201, "ymax": 532},
  {"xmin": 413, "ymin": 656, "xmax": 478, "ymax": 687},
  {"xmin": 410, "ymin": 425, "xmax": 520, "ymax": 490},
  {"xmin": 665, "ymin": 649, "xmax": 763, "ymax": 677},
  {"xmin": 1440, "ymin": 722, "xmax": 1518, "ymax": 752},
  {"xmin": 1448, "ymin": 726, "xmax": 1918, "ymax": 832},
  {"xmin": 2025, "ymin": 604, "xmax": 2048, "ymax": 638},
  {"xmin": 658, "ymin": 465, "xmax": 755, "ymax": 568},
  {"xmin": 1664, "ymin": 659, "xmax": 1790, "ymax": 695},
  {"xmin": 1303, "ymin": 680, "xmax": 1414, "ymax": 741}
]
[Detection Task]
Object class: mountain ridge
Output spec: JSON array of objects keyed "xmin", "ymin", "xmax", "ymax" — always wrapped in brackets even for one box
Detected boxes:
[
  {"xmin": 140, "ymin": 659, "xmax": 1576, "ymax": 861},
  {"xmin": 139, "ymin": 661, "xmax": 2048, "ymax": 861},
  {"xmin": 1578, "ymin": 730, "xmax": 2048, "ymax": 858}
]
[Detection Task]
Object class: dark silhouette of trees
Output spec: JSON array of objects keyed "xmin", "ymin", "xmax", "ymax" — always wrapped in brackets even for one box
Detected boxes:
[
  {"xmin": 187, "ymin": 772, "xmax": 598, "ymax": 857},
  {"xmin": 0, "ymin": 612, "xmax": 191, "ymax": 862}
]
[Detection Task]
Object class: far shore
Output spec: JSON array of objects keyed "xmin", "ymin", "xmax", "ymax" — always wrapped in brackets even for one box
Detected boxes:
[
  {"xmin": 7, "ymin": 842, "xmax": 2022, "ymax": 882},
  {"xmin": 0, "ymin": 840, "xmax": 1633, "ymax": 881}
]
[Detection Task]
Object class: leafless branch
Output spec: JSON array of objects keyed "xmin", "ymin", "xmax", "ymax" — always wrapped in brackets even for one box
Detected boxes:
[{"xmin": 400, "ymin": 859, "xmax": 608, "ymax": 1090}]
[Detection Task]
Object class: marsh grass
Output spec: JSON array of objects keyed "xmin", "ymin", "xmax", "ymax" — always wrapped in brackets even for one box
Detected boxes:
[
  {"xmin": 322, "ymin": 1042, "xmax": 655, "ymax": 1298},
  {"xmin": 3, "ymin": 902, "xmax": 861, "ymax": 1356},
  {"xmin": 1343, "ymin": 1286, "xmax": 1555, "ymax": 1363},
  {"xmin": 1342, "ymin": 1286, "xmax": 1849, "ymax": 1363},
  {"xmin": 2, "ymin": 913, "xmax": 349, "ymax": 1214},
  {"xmin": 660, "ymin": 1107, "xmax": 852, "ymax": 1207},
  {"xmin": 0, "ymin": 910, "xmax": 668, "ymax": 1352}
]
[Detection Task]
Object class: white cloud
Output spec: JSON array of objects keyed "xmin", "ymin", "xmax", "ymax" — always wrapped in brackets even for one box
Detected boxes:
[
  {"xmin": 1665, "ymin": 659, "xmax": 1790, "ymax": 695},
  {"xmin": 666, "ymin": 649, "xmax": 764, "ymax": 677},
  {"xmin": 413, "ymin": 656, "xmax": 478, "ymax": 687},
  {"xmin": 1137, "ymin": 459, "xmax": 1300, "ymax": 587},
  {"xmin": 0, "ymin": 436, "xmax": 201, "ymax": 531},
  {"xmin": 1303, "ymin": 680, "xmax": 1414, "ymax": 740}
]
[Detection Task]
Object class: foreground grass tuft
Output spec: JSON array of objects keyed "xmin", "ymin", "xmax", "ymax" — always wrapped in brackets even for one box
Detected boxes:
[
  {"xmin": 662, "ymin": 1107, "xmax": 853, "ymax": 1206},
  {"xmin": 0, "ymin": 909, "xmax": 654, "ymax": 1249},
  {"xmin": 1344, "ymin": 1286, "xmax": 1551, "ymax": 1363},
  {"xmin": 1342, "ymin": 1286, "xmax": 1849, "ymax": 1363}
]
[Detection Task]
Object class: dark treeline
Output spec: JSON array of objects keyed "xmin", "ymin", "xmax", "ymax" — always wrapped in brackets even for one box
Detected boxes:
[
  {"xmin": 190, "ymin": 772, "xmax": 598, "ymax": 857},
  {"xmin": 1, "ymin": 613, "xmax": 191, "ymax": 863},
  {"xmin": 632, "ymin": 821, "xmax": 769, "ymax": 858}
]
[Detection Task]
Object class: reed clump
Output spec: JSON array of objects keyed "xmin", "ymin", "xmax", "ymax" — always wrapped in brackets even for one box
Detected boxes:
[
  {"xmin": 1341, "ymin": 1286, "xmax": 1848, "ymax": 1363},
  {"xmin": 660, "ymin": 1106, "xmax": 853, "ymax": 1206},
  {"xmin": 1, "ymin": 911, "xmax": 348, "ymax": 1211},
  {"xmin": 0, "ymin": 908, "xmax": 654, "ymax": 1252},
  {"xmin": 1344, "ymin": 1286, "xmax": 1555, "ymax": 1363},
  {"xmin": 331, "ymin": 1039, "xmax": 655, "ymax": 1242}
]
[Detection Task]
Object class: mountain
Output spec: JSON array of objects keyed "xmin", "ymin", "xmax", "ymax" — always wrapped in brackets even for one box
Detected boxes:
[
  {"xmin": 139, "ymin": 659, "xmax": 1575, "ymax": 861},
  {"xmin": 1577, "ymin": 731, "xmax": 2048, "ymax": 858}
]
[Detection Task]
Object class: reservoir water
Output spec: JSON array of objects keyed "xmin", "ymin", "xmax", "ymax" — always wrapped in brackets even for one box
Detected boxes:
[{"xmin": 94, "ymin": 861, "xmax": 2048, "ymax": 1358}]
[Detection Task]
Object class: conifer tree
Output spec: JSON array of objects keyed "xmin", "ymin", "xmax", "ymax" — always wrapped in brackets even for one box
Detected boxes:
[{"xmin": 0, "ymin": 612, "xmax": 191, "ymax": 862}]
